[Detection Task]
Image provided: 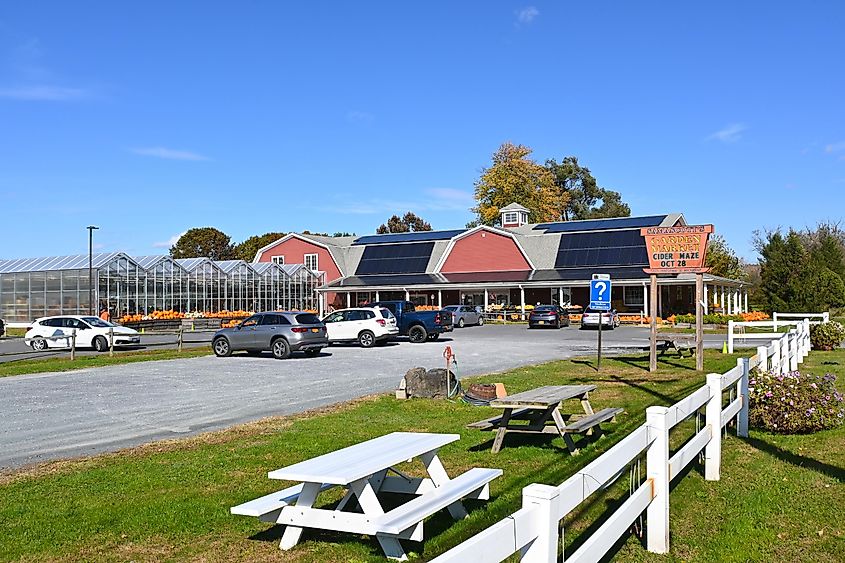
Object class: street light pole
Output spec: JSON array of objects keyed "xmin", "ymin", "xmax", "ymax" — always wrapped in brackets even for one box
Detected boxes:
[{"xmin": 87, "ymin": 225, "xmax": 99, "ymax": 315}]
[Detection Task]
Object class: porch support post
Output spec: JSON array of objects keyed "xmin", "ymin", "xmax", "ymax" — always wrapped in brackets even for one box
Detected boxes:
[
  {"xmin": 520, "ymin": 286, "xmax": 525, "ymax": 320},
  {"xmin": 375, "ymin": 290, "xmax": 380, "ymax": 301},
  {"xmin": 744, "ymin": 288, "xmax": 748, "ymax": 313},
  {"xmin": 438, "ymin": 290, "xmax": 442, "ymax": 308},
  {"xmin": 404, "ymin": 288, "xmax": 410, "ymax": 301},
  {"xmin": 346, "ymin": 292, "xmax": 351, "ymax": 308},
  {"xmin": 484, "ymin": 288, "xmax": 488, "ymax": 311},
  {"xmin": 704, "ymin": 283, "xmax": 709, "ymax": 315},
  {"xmin": 720, "ymin": 286, "xmax": 725, "ymax": 313}
]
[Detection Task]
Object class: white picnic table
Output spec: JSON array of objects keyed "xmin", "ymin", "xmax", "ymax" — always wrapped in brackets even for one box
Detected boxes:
[{"xmin": 231, "ymin": 431, "xmax": 501, "ymax": 560}]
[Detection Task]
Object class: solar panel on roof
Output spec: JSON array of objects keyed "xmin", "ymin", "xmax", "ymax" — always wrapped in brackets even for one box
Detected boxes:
[
  {"xmin": 554, "ymin": 229, "xmax": 648, "ymax": 269},
  {"xmin": 355, "ymin": 242, "xmax": 435, "ymax": 275},
  {"xmin": 534, "ymin": 215, "xmax": 666, "ymax": 233},
  {"xmin": 352, "ymin": 229, "xmax": 465, "ymax": 245}
]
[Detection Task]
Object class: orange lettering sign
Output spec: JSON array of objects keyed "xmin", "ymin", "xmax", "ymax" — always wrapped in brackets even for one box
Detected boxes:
[{"xmin": 640, "ymin": 224, "xmax": 713, "ymax": 274}]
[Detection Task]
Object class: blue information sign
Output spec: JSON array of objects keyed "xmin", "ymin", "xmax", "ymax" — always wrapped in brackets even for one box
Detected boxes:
[{"xmin": 589, "ymin": 278, "xmax": 612, "ymax": 311}]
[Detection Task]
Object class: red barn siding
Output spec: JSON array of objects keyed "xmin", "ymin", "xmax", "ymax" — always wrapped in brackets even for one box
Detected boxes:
[
  {"xmin": 257, "ymin": 237, "xmax": 342, "ymax": 282},
  {"xmin": 440, "ymin": 230, "xmax": 531, "ymax": 273}
]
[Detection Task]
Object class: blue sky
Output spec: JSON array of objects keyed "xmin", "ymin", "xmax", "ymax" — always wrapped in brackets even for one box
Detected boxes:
[{"xmin": 1, "ymin": 2, "xmax": 843, "ymax": 260}]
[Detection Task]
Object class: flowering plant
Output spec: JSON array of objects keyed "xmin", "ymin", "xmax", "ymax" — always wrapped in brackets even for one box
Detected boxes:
[
  {"xmin": 809, "ymin": 321, "xmax": 845, "ymax": 351},
  {"xmin": 748, "ymin": 369, "xmax": 845, "ymax": 433}
]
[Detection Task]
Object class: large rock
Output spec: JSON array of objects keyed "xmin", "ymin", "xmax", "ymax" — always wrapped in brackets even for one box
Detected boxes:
[{"xmin": 401, "ymin": 367, "xmax": 454, "ymax": 399}]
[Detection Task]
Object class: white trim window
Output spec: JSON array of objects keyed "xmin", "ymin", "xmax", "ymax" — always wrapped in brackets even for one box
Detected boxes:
[
  {"xmin": 623, "ymin": 286, "xmax": 644, "ymax": 307},
  {"xmin": 503, "ymin": 212, "xmax": 519, "ymax": 224},
  {"xmin": 304, "ymin": 253, "xmax": 319, "ymax": 271},
  {"xmin": 271, "ymin": 255, "xmax": 285, "ymax": 265}
]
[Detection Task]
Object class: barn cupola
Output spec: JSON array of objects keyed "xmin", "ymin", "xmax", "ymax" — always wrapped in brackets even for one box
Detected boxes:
[{"xmin": 499, "ymin": 203, "xmax": 529, "ymax": 229}]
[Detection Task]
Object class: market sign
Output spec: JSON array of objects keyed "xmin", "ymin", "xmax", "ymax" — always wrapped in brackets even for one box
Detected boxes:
[{"xmin": 640, "ymin": 224, "xmax": 713, "ymax": 274}]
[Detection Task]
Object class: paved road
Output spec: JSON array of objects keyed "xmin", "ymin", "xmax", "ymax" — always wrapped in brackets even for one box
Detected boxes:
[
  {"xmin": 0, "ymin": 325, "xmax": 726, "ymax": 470},
  {"xmin": 0, "ymin": 331, "xmax": 214, "ymax": 363}
]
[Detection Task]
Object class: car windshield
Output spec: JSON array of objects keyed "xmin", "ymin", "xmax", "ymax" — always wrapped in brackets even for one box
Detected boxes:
[
  {"xmin": 443, "ymin": 306, "xmax": 459, "ymax": 311},
  {"xmin": 82, "ymin": 317, "xmax": 113, "ymax": 327},
  {"xmin": 534, "ymin": 306, "xmax": 556, "ymax": 311},
  {"xmin": 295, "ymin": 313, "xmax": 322, "ymax": 325}
]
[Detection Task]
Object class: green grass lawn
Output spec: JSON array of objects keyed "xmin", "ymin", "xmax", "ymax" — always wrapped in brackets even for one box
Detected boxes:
[
  {"xmin": 0, "ymin": 350, "xmax": 842, "ymax": 562},
  {"xmin": 0, "ymin": 347, "xmax": 212, "ymax": 378}
]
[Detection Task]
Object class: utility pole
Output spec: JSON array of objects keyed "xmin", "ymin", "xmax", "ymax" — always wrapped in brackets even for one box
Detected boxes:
[{"xmin": 87, "ymin": 225, "xmax": 99, "ymax": 315}]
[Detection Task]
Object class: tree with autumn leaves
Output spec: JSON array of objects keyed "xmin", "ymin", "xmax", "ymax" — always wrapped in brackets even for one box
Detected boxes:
[{"xmin": 471, "ymin": 142, "xmax": 631, "ymax": 226}]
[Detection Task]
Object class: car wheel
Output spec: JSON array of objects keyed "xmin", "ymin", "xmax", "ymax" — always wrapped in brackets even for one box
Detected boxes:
[
  {"xmin": 213, "ymin": 337, "xmax": 232, "ymax": 357},
  {"xmin": 93, "ymin": 336, "xmax": 108, "ymax": 353},
  {"xmin": 478, "ymin": 316, "xmax": 484, "ymax": 326},
  {"xmin": 458, "ymin": 318, "xmax": 465, "ymax": 328},
  {"xmin": 272, "ymin": 338, "xmax": 291, "ymax": 359},
  {"xmin": 358, "ymin": 330, "xmax": 375, "ymax": 348},
  {"xmin": 30, "ymin": 337, "xmax": 48, "ymax": 351},
  {"xmin": 408, "ymin": 325, "xmax": 428, "ymax": 343}
]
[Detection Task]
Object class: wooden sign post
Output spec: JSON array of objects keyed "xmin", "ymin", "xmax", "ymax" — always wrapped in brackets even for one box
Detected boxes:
[{"xmin": 640, "ymin": 224, "xmax": 713, "ymax": 372}]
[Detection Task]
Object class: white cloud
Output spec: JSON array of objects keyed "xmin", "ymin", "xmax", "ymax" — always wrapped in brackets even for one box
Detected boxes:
[
  {"xmin": 346, "ymin": 110, "xmax": 374, "ymax": 124},
  {"xmin": 0, "ymin": 85, "xmax": 89, "ymax": 101},
  {"xmin": 706, "ymin": 123, "xmax": 747, "ymax": 143},
  {"xmin": 516, "ymin": 6, "xmax": 539, "ymax": 24},
  {"xmin": 824, "ymin": 141, "xmax": 845, "ymax": 153},
  {"xmin": 130, "ymin": 147, "xmax": 211, "ymax": 161},
  {"xmin": 153, "ymin": 231, "xmax": 186, "ymax": 249}
]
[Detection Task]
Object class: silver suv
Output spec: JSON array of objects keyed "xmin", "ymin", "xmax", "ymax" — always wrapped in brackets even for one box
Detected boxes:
[{"xmin": 212, "ymin": 312, "xmax": 327, "ymax": 359}]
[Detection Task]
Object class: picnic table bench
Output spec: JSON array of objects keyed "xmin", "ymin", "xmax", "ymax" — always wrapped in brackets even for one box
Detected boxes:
[
  {"xmin": 654, "ymin": 336, "xmax": 695, "ymax": 358},
  {"xmin": 468, "ymin": 385, "xmax": 622, "ymax": 454},
  {"xmin": 231, "ymin": 432, "xmax": 500, "ymax": 561}
]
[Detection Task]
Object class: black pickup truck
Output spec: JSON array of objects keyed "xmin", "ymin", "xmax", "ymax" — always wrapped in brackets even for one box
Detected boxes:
[{"xmin": 365, "ymin": 301, "xmax": 453, "ymax": 343}]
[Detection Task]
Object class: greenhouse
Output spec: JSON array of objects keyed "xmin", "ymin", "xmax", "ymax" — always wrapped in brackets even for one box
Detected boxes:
[{"xmin": 0, "ymin": 253, "xmax": 323, "ymax": 323}]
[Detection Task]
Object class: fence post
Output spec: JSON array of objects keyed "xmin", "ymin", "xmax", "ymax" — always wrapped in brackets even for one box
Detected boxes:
[
  {"xmin": 70, "ymin": 329, "xmax": 77, "ymax": 361},
  {"xmin": 804, "ymin": 318, "xmax": 811, "ymax": 355},
  {"xmin": 789, "ymin": 330, "xmax": 799, "ymax": 371},
  {"xmin": 646, "ymin": 406, "xmax": 670, "ymax": 553},
  {"xmin": 770, "ymin": 339, "xmax": 780, "ymax": 374},
  {"xmin": 519, "ymin": 484, "xmax": 560, "ymax": 563},
  {"xmin": 780, "ymin": 335, "xmax": 789, "ymax": 374},
  {"xmin": 823, "ymin": 312, "xmax": 829, "ymax": 323},
  {"xmin": 727, "ymin": 320, "xmax": 735, "ymax": 354},
  {"xmin": 756, "ymin": 345, "xmax": 768, "ymax": 372},
  {"xmin": 736, "ymin": 358, "xmax": 749, "ymax": 438},
  {"xmin": 108, "ymin": 328, "xmax": 114, "ymax": 357},
  {"xmin": 704, "ymin": 373, "xmax": 722, "ymax": 481},
  {"xmin": 177, "ymin": 327, "xmax": 183, "ymax": 353},
  {"xmin": 773, "ymin": 312, "xmax": 779, "ymax": 331}
]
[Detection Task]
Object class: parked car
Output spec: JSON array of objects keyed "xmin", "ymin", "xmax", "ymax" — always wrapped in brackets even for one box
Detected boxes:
[
  {"xmin": 528, "ymin": 305, "xmax": 570, "ymax": 329},
  {"xmin": 443, "ymin": 305, "xmax": 484, "ymax": 328},
  {"xmin": 364, "ymin": 301, "xmax": 453, "ymax": 343},
  {"xmin": 580, "ymin": 308, "xmax": 620, "ymax": 329},
  {"xmin": 322, "ymin": 307, "xmax": 398, "ymax": 347},
  {"xmin": 211, "ymin": 311, "xmax": 327, "ymax": 359},
  {"xmin": 25, "ymin": 315, "xmax": 141, "ymax": 351}
]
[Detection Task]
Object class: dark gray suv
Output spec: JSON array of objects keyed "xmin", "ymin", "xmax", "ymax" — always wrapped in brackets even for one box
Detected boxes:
[{"xmin": 212, "ymin": 312, "xmax": 327, "ymax": 359}]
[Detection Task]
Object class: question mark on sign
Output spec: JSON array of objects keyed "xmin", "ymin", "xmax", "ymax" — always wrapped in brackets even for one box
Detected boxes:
[{"xmin": 596, "ymin": 281, "xmax": 607, "ymax": 298}]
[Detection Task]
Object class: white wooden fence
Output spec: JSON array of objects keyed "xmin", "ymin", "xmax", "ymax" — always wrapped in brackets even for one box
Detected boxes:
[
  {"xmin": 728, "ymin": 311, "xmax": 826, "ymax": 353},
  {"xmin": 432, "ymin": 325, "xmax": 812, "ymax": 563}
]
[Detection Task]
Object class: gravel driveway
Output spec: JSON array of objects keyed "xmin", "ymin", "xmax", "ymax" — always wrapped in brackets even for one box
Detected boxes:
[{"xmin": 0, "ymin": 325, "xmax": 724, "ymax": 469}]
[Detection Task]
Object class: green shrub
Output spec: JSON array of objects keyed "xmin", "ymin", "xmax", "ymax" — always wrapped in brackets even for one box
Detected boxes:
[
  {"xmin": 749, "ymin": 370, "xmax": 845, "ymax": 433},
  {"xmin": 810, "ymin": 321, "xmax": 845, "ymax": 351},
  {"xmin": 672, "ymin": 313, "xmax": 743, "ymax": 325}
]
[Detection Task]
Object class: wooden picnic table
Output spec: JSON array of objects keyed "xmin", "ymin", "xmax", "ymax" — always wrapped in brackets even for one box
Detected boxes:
[
  {"xmin": 469, "ymin": 385, "xmax": 622, "ymax": 454},
  {"xmin": 231, "ymin": 432, "xmax": 500, "ymax": 561}
]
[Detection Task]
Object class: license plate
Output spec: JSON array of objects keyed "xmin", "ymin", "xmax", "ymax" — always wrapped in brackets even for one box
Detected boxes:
[
  {"xmin": 538, "ymin": 320, "xmax": 545, "ymax": 324},
  {"xmin": 311, "ymin": 328, "xmax": 320, "ymax": 333}
]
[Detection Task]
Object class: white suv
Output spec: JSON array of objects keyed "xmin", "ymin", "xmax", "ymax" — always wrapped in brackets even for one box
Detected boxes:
[
  {"xmin": 25, "ymin": 315, "xmax": 141, "ymax": 352},
  {"xmin": 321, "ymin": 307, "xmax": 399, "ymax": 348}
]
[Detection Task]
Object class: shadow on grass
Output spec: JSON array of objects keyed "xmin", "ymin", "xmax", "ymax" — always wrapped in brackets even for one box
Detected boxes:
[{"xmin": 742, "ymin": 435, "xmax": 845, "ymax": 482}]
